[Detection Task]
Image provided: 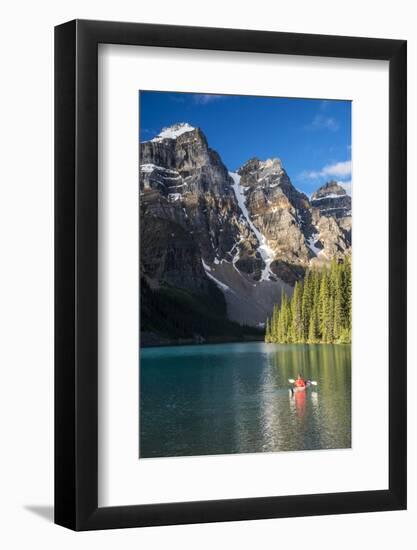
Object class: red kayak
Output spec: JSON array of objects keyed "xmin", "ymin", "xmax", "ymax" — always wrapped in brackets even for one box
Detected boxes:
[{"xmin": 289, "ymin": 379, "xmax": 316, "ymax": 392}]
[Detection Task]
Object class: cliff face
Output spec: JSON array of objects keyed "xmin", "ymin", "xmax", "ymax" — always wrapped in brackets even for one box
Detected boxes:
[
  {"xmin": 140, "ymin": 124, "xmax": 256, "ymax": 293},
  {"xmin": 235, "ymin": 158, "xmax": 313, "ymax": 282},
  {"xmin": 139, "ymin": 123, "xmax": 351, "ymax": 333},
  {"xmin": 310, "ymin": 180, "xmax": 352, "ymax": 257}
]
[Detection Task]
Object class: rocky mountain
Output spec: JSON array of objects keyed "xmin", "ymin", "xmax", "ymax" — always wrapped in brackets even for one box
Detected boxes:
[
  {"xmin": 310, "ymin": 180, "xmax": 352, "ymax": 257},
  {"xmin": 140, "ymin": 124, "xmax": 254, "ymax": 291},
  {"xmin": 311, "ymin": 180, "xmax": 351, "ymax": 218},
  {"xmin": 139, "ymin": 123, "xmax": 351, "ymax": 340}
]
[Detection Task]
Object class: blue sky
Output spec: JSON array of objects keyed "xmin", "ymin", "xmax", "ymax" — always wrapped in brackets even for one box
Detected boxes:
[{"xmin": 139, "ymin": 91, "xmax": 351, "ymax": 196}]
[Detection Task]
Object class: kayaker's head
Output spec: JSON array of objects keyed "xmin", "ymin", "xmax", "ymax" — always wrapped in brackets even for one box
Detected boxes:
[{"xmin": 297, "ymin": 373, "xmax": 302, "ymax": 380}]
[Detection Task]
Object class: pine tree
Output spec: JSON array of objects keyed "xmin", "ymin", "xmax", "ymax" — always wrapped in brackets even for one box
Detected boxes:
[
  {"xmin": 342, "ymin": 255, "xmax": 352, "ymax": 331},
  {"xmin": 280, "ymin": 292, "xmax": 288, "ymax": 343},
  {"xmin": 328, "ymin": 293, "xmax": 335, "ymax": 343},
  {"xmin": 333, "ymin": 265, "xmax": 343, "ymax": 341},
  {"xmin": 319, "ymin": 267, "xmax": 330, "ymax": 341},
  {"xmin": 265, "ymin": 317, "xmax": 271, "ymax": 343},
  {"xmin": 307, "ymin": 305, "xmax": 319, "ymax": 343},
  {"xmin": 272, "ymin": 303, "xmax": 278, "ymax": 342},
  {"xmin": 301, "ymin": 270, "xmax": 312, "ymax": 341},
  {"xmin": 283, "ymin": 291, "xmax": 293, "ymax": 343},
  {"xmin": 276, "ymin": 307, "xmax": 282, "ymax": 343},
  {"xmin": 290, "ymin": 281, "xmax": 303, "ymax": 342},
  {"xmin": 312, "ymin": 266, "xmax": 321, "ymax": 334}
]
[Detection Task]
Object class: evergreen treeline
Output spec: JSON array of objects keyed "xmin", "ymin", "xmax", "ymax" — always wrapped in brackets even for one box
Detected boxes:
[{"xmin": 265, "ymin": 257, "xmax": 351, "ymax": 344}]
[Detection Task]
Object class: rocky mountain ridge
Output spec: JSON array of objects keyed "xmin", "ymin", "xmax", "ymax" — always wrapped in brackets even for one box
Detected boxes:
[{"xmin": 140, "ymin": 123, "xmax": 351, "ymax": 331}]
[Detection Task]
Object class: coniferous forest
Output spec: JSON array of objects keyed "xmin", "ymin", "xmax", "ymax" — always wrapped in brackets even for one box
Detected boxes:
[{"xmin": 265, "ymin": 257, "xmax": 352, "ymax": 344}]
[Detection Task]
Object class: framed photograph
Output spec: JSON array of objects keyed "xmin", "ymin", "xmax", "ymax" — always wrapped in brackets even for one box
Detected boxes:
[{"xmin": 55, "ymin": 20, "xmax": 406, "ymax": 530}]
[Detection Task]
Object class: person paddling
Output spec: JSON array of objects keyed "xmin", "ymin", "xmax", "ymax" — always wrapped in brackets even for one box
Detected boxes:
[
  {"xmin": 294, "ymin": 373, "xmax": 306, "ymax": 389},
  {"xmin": 288, "ymin": 376, "xmax": 317, "ymax": 395}
]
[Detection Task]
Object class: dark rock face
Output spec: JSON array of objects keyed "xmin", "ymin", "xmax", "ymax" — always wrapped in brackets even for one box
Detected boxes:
[
  {"xmin": 310, "ymin": 180, "xmax": 352, "ymax": 250},
  {"xmin": 270, "ymin": 260, "xmax": 306, "ymax": 285},
  {"xmin": 311, "ymin": 180, "xmax": 351, "ymax": 219},
  {"xmin": 140, "ymin": 198, "xmax": 208, "ymax": 293},
  {"xmin": 139, "ymin": 123, "xmax": 352, "ymax": 329}
]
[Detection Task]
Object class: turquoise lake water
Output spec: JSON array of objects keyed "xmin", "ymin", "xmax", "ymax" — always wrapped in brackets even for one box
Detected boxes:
[{"xmin": 140, "ymin": 342, "xmax": 351, "ymax": 458}]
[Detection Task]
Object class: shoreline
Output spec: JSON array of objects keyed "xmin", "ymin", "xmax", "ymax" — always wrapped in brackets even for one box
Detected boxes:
[
  {"xmin": 140, "ymin": 336, "xmax": 351, "ymax": 349},
  {"xmin": 140, "ymin": 333, "xmax": 264, "ymax": 348}
]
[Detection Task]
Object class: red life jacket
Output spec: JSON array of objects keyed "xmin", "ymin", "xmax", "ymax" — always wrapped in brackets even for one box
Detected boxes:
[{"xmin": 294, "ymin": 378, "xmax": 306, "ymax": 388}]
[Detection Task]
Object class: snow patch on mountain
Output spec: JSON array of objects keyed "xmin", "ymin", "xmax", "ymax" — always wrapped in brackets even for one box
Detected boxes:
[
  {"xmin": 167, "ymin": 193, "xmax": 181, "ymax": 202},
  {"xmin": 201, "ymin": 259, "xmax": 212, "ymax": 272},
  {"xmin": 150, "ymin": 123, "xmax": 195, "ymax": 142},
  {"xmin": 140, "ymin": 163, "xmax": 179, "ymax": 174},
  {"xmin": 202, "ymin": 259, "xmax": 233, "ymax": 293},
  {"xmin": 306, "ymin": 235, "xmax": 322, "ymax": 256},
  {"xmin": 229, "ymin": 172, "xmax": 275, "ymax": 281},
  {"xmin": 311, "ymin": 193, "xmax": 346, "ymax": 202}
]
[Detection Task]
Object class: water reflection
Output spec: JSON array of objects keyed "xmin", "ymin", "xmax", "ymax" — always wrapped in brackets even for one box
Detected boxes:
[
  {"xmin": 140, "ymin": 342, "xmax": 351, "ymax": 458},
  {"xmin": 293, "ymin": 390, "xmax": 307, "ymax": 417}
]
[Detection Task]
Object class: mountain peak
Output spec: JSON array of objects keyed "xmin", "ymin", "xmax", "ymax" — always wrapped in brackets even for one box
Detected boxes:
[
  {"xmin": 311, "ymin": 180, "xmax": 347, "ymax": 201},
  {"xmin": 238, "ymin": 157, "xmax": 283, "ymax": 175},
  {"xmin": 150, "ymin": 122, "xmax": 196, "ymax": 142},
  {"xmin": 259, "ymin": 158, "xmax": 282, "ymax": 170},
  {"xmin": 310, "ymin": 180, "xmax": 351, "ymax": 221}
]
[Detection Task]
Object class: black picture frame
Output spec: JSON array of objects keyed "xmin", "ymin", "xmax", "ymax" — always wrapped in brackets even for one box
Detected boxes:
[{"xmin": 55, "ymin": 19, "xmax": 407, "ymax": 531}]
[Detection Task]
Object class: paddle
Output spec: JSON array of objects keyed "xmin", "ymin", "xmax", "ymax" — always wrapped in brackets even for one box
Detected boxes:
[{"xmin": 288, "ymin": 378, "xmax": 318, "ymax": 386}]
